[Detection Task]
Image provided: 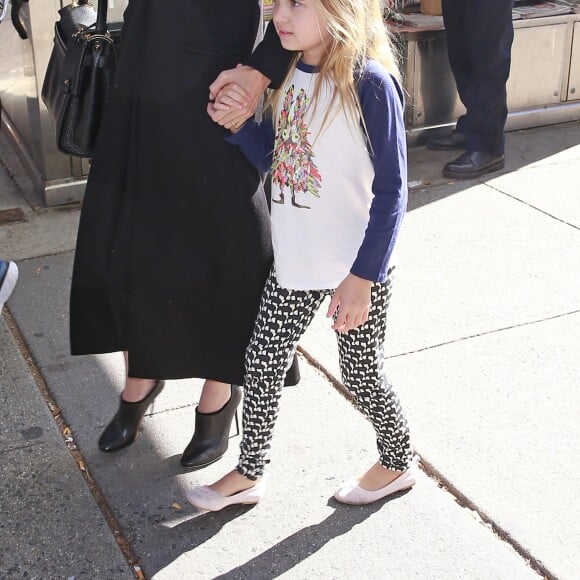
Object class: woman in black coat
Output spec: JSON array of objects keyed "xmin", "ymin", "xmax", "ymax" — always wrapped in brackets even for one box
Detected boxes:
[{"xmin": 70, "ymin": 0, "xmax": 297, "ymax": 468}]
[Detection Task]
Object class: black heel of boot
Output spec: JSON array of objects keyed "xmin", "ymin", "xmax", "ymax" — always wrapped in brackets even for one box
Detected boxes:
[
  {"xmin": 234, "ymin": 408, "xmax": 240, "ymax": 436},
  {"xmin": 180, "ymin": 384, "xmax": 242, "ymax": 470},
  {"xmin": 98, "ymin": 380, "xmax": 165, "ymax": 452},
  {"xmin": 283, "ymin": 354, "xmax": 301, "ymax": 387}
]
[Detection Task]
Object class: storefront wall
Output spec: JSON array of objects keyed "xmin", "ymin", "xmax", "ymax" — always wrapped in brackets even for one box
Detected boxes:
[{"xmin": 402, "ymin": 13, "xmax": 580, "ymax": 145}]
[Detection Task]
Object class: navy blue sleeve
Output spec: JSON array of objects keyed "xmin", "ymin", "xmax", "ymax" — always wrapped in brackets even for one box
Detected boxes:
[
  {"xmin": 226, "ymin": 117, "xmax": 276, "ymax": 174},
  {"xmin": 350, "ymin": 61, "xmax": 408, "ymax": 283}
]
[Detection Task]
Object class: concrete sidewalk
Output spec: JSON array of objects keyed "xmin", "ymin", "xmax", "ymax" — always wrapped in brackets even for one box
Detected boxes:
[{"xmin": 1, "ymin": 121, "xmax": 578, "ymax": 579}]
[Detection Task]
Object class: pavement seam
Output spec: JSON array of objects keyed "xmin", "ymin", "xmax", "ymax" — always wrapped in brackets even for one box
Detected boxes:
[
  {"xmin": 145, "ymin": 401, "xmax": 196, "ymax": 418},
  {"xmin": 483, "ymin": 182, "xmax": 580, "ymax": 231},
  {"xmin": 4, "ymin": 248, "xmax": 75, "ymax": 261},
  {"xmin": 0, "ymin": 441, "xmax": 46, "ymax": 455},
  {"xmin": 297, "ymin": 345, "xmax": 558, "ymax": 580},
  {"xmin": 385, "ymin": 308, "xmax": 580, "ymax": 359},
  {"xmin": 87, "ymin": 402, "xmax": 197, "ymax": 427},
  {"xmin": 417, "ymin": 456, "xmax": 557, "ymax": 580},
  {"xmin": 2, "ymin": 309, "xmax": 147, "ymax": 580}
]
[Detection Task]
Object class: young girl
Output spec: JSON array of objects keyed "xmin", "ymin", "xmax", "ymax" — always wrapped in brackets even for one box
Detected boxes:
[{"xmin": 187, "ymin": 0, "xmax": 415, "ymax": 510}]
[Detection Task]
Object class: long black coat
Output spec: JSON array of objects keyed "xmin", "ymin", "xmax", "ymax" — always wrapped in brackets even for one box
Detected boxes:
[{"xmin": 70, "ymin": 0, "xmax": 293, "ymax": 383}]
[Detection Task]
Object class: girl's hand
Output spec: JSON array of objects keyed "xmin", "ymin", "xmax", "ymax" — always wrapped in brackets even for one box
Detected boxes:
[
  {"xmin": 207, "ymin": 101, "xmax": 246, "ymax": 132},
  {"xmin": 212, "ymin": 83, "xmax": 250, "ymax": 116},
  {"xmin": 208, "ymin": 64, "xmax": 270, "ymax": 128},
  {"xmin": 207, "ymin": 84, "xmax": 249, "ymax": 132},
  {"xmin": 326, "ymin": 273, "xmax": 373, "ymax": 333}
]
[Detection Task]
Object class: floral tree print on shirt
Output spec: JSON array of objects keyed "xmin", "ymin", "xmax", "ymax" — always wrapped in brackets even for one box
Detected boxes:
[{"xmin": 272, "ymin": 85, "xmax": 322, "ymax": 209}]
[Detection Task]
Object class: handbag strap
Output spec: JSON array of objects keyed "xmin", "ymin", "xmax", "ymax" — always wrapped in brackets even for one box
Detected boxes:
[{"xmin": 95, "ymin": 0, "xmax": 108, "ymax": 33}]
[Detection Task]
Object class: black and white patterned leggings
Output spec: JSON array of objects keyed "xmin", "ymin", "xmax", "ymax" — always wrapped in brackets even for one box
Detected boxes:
[{"xmin": 237, "ymin": 269, "xmax": 413, "ymax": 480}]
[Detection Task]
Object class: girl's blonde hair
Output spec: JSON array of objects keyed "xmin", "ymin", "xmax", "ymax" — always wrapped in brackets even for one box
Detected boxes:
[{"xmin": 267, "ymin": 0, "xmax": 401, "ymax": 131}]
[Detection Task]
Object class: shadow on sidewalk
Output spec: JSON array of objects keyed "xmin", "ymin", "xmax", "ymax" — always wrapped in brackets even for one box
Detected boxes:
[
  {"xmin": 215, "ymin": 495, "xmax": 408, "ymax": 580},
  {"xmin": 407, "ymin": 121, "xmax": 580, "ymax": 211},
  {"xmin": 142, "ymin": 492, "xmax": 407, "ymax": 579}
]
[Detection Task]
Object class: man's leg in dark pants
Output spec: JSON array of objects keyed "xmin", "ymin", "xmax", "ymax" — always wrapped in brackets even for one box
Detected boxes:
[
  {"xmin": 440, "ymin": 0, "xmax": 515, "ymax": 178},
  {"xmin": 463, "ymin": 0, "xmax": 515, "ymax": 155},
  {"xmin": 441, "ymin": 0, "xmax": 470, "ymax": 137}
]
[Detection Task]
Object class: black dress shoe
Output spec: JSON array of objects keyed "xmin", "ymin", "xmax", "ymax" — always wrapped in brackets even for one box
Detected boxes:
[
  {"xmin": 98, "ymin": 380, "xmax": 165, "ymax": 452},
  {"xmin": 427, "ymin": 130, "xmax": 466, "ymax": 151},
  {"xmin": 443, "ymin": 151, "xmax": 505, "ymax": 180},
  {"xmin": 181, "ymin": 385, "xmax": 242, "ymax": 469}
]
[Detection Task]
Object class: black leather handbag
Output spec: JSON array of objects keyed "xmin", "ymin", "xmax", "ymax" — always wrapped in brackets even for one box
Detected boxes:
[{"xmin": 41, "ymin": 0, "xmax": 117, "ymax": 158}]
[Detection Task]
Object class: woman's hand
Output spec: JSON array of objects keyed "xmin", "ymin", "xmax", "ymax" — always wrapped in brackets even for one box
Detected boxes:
[
  {"xmin": 208, "ymin": 64, "xmax": 270, "ymax": 128},
  {"xmin": 326, "ymin": 273, "xmax": 373, "ymax": 333}
]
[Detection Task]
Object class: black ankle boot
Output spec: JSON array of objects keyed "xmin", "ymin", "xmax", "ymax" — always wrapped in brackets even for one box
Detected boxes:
[
  {"xmin": 98, "ymin": 380, "xmax": 165, "ymax": 452},
  {"xmin": 180, "ymin": 385, "xmax": 242, "ymax": 469}
]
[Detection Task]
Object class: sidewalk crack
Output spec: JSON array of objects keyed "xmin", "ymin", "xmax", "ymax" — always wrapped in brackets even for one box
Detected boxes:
[
  {"xmin": 385, "ymin": 309, "xmax": 580, "ymax": 359},
  {"xmin": 3, "ymin": 309, "xmax": 144, "ymax": 579},
  {"xmin": 297, "ymin": 347, "xmax": 559, "ymax": 580},
  {"xmin": 0, "ymin": 441, "xmax": 45, "ymax": 455},
  {"xmin": 485, "ymin": 183, "xmax": 580, "ymax": 231}
]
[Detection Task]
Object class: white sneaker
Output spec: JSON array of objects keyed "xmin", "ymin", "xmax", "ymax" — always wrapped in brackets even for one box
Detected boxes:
[
  {"xmin": 0, "ymin": 260, "xmax": 18, "ymax": 311},
  {"xmin": 334, "ymin": 462, "xmax": 419, "ymax": 506},
  {"xmin": 186, "ymin": 475, "xmax": 268, "ymax": 512}
]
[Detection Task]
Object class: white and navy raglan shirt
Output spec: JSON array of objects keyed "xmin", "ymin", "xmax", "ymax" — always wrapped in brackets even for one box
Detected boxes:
[{"xmin": 227, "ymin": 59, "xmax": 408, "ymax": 291}]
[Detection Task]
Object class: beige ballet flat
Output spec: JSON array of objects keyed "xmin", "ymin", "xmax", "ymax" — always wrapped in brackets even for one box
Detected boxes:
[
  {"xmin": 186, "ymin": 476, "xmax": 267, "ymax": 512},
  {"xmin": 334, "ymin": 462, "xmax": 418, "ymax": 506}
]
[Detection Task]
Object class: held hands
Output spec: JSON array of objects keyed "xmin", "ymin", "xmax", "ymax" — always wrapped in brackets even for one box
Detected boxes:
[
  {"xmin": 326, "ymin": 273, "xmax": 373, "ymax": 333},
  {"xmin": 208, "ymin": 64, "xmax": 270, "ymax": 131}
]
